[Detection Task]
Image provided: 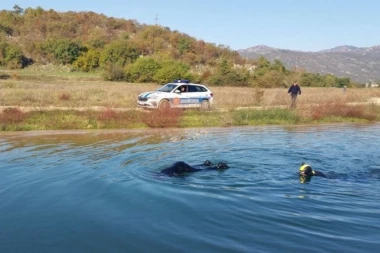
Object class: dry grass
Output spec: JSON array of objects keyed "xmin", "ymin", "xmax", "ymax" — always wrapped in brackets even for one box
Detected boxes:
[
  {"xmin": 1, "ymin": 79, "xmax": 380, "ymax": 110},
  {"xmin": 211, "ymin": 86, "xmax": 380, "ymax": 109},
  {"xmin": 0, "ymin": 80, "xmax": 157, "ymax": 108},
  {"xmin": 59, "ymin": 92, "xmax": 71, "ymax": 101},
  {"xmin": 142, "ymin": 109, "xmax": 183, "ymax": 128},
  {"xmin": 302, "ymin": 103, "xmax": 377, "ymax": 121}
]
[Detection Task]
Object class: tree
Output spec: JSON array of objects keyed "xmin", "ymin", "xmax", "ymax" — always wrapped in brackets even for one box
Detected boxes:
[
  {"xmin": 124, "ymin": 57, "xmax": 161, "ymax": 82},
  {"xmin": 100, "ymin": 40, "xmax": 140, "ymax": 67},
  {"xmin": 0, "ymin": 42, "xmax": 24, "ymax": 69},
  {"xmin": 257, "ymin": 56, "xmax": 271, "ymax": 69},
  {"xmin": 153, "ymin": 60, "xmax": 192, "ymax": 84},
  {"xmin": 178, "ymin": 38, "xmax": 191, "ymax": 54},
  {"xmin": 13, "ymin": 5, "xmax": 24, "ymax": 15},
  {"xmin": 272, "ymin": 59, "xmax": 286, "ymax": 72},
  {"xmin": 53, "ymin": 40, "xmax": 85, "ymax": 64},
  {"xmin": 336, "ymin": 77, "xmax": 350, "ymax": 88},
  {"xmin": 74, "ymin": 49, "xmax": 100, "ymax": 72},
  {"xmin": 0, "ymin": 24, "xmax": 13, "ymax": 36},
  {"xmin": 207, "ymin": 59, "xmax": 250, "ymax": 86}
]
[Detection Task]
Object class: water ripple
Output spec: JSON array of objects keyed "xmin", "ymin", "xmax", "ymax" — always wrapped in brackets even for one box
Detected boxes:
[{"xmin": 1, "ymin": 124, "xmax": 380, "ymax": 253}]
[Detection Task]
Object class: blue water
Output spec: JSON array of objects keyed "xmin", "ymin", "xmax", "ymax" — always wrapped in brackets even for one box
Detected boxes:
[{"xmin": 1, "ymin": 124, "xmax": 380, "ymax": 253}]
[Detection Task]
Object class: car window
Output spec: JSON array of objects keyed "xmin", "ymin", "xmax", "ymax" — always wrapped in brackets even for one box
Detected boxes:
[
  {"xmin": 188, "ymin": 85, "xmax": 206, "ymax": 92},
  {"xmin": 157, "ymin": 84, "xmax": 177, "ymax": 92},
  {"xmin": 177, "ymin": 85, "xmax": 187, "ymax": 92}
]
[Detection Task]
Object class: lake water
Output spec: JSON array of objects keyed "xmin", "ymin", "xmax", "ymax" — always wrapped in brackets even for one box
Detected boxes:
[{"xmin": 1, "ymin": 124, "xmax": 380, "ymax": 253}]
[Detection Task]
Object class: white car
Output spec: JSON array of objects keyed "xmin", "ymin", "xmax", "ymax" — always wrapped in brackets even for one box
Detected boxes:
[{"xmin": 137, "ymin": 80, "xmax": 213, "ymax": 110}]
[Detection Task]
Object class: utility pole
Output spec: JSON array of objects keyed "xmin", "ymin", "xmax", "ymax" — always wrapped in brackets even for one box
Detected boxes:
[{"xmin": 155, "ymin": 14, "xmax": 159, "ymax": 25}]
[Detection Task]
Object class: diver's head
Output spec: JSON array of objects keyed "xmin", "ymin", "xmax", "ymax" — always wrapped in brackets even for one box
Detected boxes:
[
  {"xmin": 203, "ymin": 160, "xmax": 213, "ymax": 166},
  {"xmin": 216, "ymin": 162, "xmax": 229, "ymax": 169},
  {"xmin": 299, "ymin": 163, "xmax": 314, "ymax": 176}
]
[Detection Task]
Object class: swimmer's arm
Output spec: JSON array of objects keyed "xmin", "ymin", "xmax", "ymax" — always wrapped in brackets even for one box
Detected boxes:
[{"xmin": 313, "ymin": 170, "xmax": 328, "ymax": 178}]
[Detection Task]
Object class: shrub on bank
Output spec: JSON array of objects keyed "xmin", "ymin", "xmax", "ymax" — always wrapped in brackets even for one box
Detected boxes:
[
  {"xmin": 0, "ymin": 105, "xmax": 378, "ymax": 131},
  {"xmin": 310, "ymin": 103, "xmax": 376, "ymax": 121},
  {"xmin": 142, "ymin": 109, "xmax": 183, "ymax": 128},
  {"xmin": 0, "ymin": 107, "xmax": 26, "ymax": 123}
]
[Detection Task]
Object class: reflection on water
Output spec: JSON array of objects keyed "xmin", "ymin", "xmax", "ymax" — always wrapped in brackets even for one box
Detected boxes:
[{"xmin": 1, "ymin": 124, "xmax": 380, "ymax": 253}]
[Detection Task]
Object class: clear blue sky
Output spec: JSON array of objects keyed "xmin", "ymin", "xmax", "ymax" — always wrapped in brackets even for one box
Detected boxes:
[{"xmin": 2, "ymin": 0, "xmax": 380, "ymax": 52}]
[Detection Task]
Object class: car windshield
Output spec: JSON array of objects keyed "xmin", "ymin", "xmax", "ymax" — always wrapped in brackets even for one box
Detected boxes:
[{"xmin": 157, "ymin": 83, "xmax": 178, "ymax": 92}]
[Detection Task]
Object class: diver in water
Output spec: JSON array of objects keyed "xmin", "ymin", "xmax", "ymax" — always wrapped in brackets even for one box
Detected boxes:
[
  {"xmin": 161, "ymin": 160, "xmax": 229, "ymax": 176},
  {"xmin": 299, "ymin": 162, "xmax": 328, "ymax": 182}
]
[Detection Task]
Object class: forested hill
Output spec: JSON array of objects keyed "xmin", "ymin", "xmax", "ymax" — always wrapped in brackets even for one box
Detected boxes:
[{"xmin": 0, "ymin": 6, "xmax": 355, "ymax": 87}]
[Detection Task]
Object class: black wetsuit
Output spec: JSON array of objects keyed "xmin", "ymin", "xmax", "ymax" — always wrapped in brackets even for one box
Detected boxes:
[{"xmin": 161, "ymin": 160, "xmax": 229, "ymax": 176}]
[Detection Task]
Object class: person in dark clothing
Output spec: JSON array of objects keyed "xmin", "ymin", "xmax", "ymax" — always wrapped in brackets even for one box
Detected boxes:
[
  {"xmin": 299, "ymin": 162, "xmax": 328, "ymax": 183},
  {"xmin": 161, "ymin": 160, "xmax": 229, "ymax": 176},
  {"xmin": 288, "ymin": 81, "xmax": 301, "ymax": 108}
]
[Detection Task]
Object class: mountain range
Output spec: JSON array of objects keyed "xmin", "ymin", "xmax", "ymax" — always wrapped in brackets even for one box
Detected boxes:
[{"xmin": 238, "ymin": 45, "xmax": 380, "ymax": 83}]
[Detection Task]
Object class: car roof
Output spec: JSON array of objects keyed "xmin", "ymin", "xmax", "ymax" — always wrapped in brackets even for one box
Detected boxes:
[
  {"xmin": 168, "ymin": 82, "xmax": 207, "ymax": 87},
  {"xmin": 170, "ymin": 79, "xmax": 207, "ymax": 87}
]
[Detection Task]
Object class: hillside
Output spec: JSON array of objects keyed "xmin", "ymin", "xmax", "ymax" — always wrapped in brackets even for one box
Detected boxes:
[
  {"xmin": 0, "ymin": 6, "xmax": 357, "ymax": 88},
  {"xmin": 238, "ymin": 45, "xmax": 380, "ymax": 83},
  {"xmin": 0, "ymin": 6, "xmax": 257, "ymax": 85},
  {"xmin": 0, "ymin": 7, "xmax": 243, "ymax": 66}
]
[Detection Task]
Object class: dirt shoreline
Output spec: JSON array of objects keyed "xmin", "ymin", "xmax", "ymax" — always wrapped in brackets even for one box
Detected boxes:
[{"xmin": 1, "ymin": 97, "xmax": 379, "ymax": 112}]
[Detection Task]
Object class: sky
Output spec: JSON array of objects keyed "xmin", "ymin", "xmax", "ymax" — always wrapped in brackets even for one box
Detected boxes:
[{"xmin": 2, "ymin": 0, "xmax": 380, "ymax": 52}]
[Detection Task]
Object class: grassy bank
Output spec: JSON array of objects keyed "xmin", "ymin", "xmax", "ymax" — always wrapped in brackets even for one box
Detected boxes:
[
  {"xmin": 1, "ymin": 103, "xmax": 379, "ymax": 131},
  {"xmin": 0, "ymin": 75, "xmax": 380, "ymax": 131}
]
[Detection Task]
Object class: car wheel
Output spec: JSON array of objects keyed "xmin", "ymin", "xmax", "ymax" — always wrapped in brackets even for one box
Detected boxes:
[
  {"xmin": 200, "ymin": 100, "xmax": 210, "ymax": 111},
  {"xmin": 158, "ymin": 100, "xmax": 171, "ymax": 110}
]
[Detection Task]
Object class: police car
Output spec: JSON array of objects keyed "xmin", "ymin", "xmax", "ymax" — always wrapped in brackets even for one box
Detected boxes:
[{"xmin": 137, "ymin": 80, "xmax": 213, "ymax": 110}]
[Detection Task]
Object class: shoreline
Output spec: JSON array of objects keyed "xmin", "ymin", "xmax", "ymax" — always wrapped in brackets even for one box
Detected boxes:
[
  {"xmin": 1, "ymin": 79, "xmax": 380, "ymax": 131},
  {"xmin": 1, "ymin": 121, "xmax": 378, "ymax": 135},
  {"xmin": 0, "ymin": 105, "xmax": 378, "ymax": 131}
]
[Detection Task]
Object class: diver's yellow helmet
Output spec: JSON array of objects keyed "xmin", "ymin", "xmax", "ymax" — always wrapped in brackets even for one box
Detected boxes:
[{"xmin": 299, "ymin": 163, "xmax": 315, "ymax": 176}]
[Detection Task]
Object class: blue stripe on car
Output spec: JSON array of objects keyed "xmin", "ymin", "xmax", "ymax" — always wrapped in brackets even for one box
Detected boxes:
[{"xmin": 143, "ymin": 92, "xmax": 152, "ymax": 98}]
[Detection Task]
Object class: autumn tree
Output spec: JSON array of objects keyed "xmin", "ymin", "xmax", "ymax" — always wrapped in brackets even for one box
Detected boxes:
[
  {"xmin": 124, "ymin": 57, "xmax": 161, "ymax": 82},
  {"xmin": 100, "ymin": 40, "xmax": 140, "ymax": 67},
  {"xmin": 74, "ymin": 49, "xmax": 100, "ymax": 72},
  {"xmin": 0, "ymin": 42, "xmax": 25, "ymax": 68}
]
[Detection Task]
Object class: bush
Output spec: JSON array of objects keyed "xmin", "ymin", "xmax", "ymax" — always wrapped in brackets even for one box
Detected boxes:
[
  {"xmin": 97, "ymin": 108, "xmax": 118, "ymax": 121},
  {"xmin": 124, "ymin": 57, "xmax": 161, "ymax": 82},
  {"xmin": 53, "ymin": 40, "xmax": 85, "ymax": 65},
  {"xmin": 311, "ymin": 103, "xmax": 376, "ymax": 121},
  {"xmin": 207, "ymin": 59, "xmax": 251, "ymax": 86},
  {"xmin": 0, "ymin": 42, "xmax": 25, "ymax": 69},
  {"xmin": 153, "ymin": 60, "xmax": 192, "ymax": 84},
  {"xmin": 100, "ymin": 40, "xmax": 140, "ymax": 68},
  {"xmin": 38, "ymin": 39, "xmax": 85, "ymax": 65},
  {"xmin": 74, "ymin": 49, "xmax": 100, "ymax": 72},
  {"xmin": 142, "ymin": 109, "xmax": 183, "ymax": 127},
  {"xmin": 59, "ymin": 93, "xmax": 71, "ymax": 101},
  {"xmin": 0, "ymin": 107, "xmax": 26, "ymax": 123},
  {"xmin": 102, "ymin": 63, "xmax": 125, "ymax": 81}
]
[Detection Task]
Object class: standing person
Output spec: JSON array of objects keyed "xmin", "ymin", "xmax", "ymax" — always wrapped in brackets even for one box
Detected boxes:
[{"xmin": 288, "ymin": 81, "xmax": 301, "ymax": 108}]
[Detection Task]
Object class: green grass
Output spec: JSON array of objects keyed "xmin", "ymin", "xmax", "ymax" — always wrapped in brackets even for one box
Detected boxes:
[
  {"xmin": 0, "ymin": 106, "xmax": 378, "ymax": 131},
  {"xmin": 232, "ymin": 108, "xmax": 301, "ymax": 125},
  {"xmin": 2, "ymin": 65, "xmax": 102, "ymax": 81},
  {"xmin": 180, "ymin": 111, "xmax": 229, "ymax": 127}
]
